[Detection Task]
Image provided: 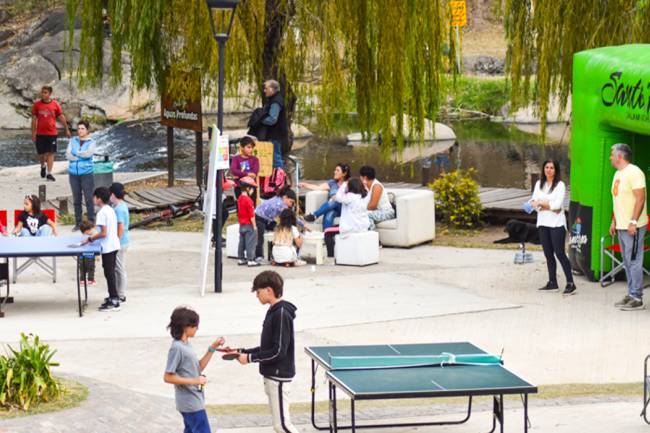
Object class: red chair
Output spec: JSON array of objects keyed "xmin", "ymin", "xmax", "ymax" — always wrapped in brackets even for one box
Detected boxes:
[
  {"xmin": 12, "ymin": 209, "xmax": 57, "ymax": 284},
  {"xmin": 0, "ymin": 210, "xmax": 7, "ymax": 236}
]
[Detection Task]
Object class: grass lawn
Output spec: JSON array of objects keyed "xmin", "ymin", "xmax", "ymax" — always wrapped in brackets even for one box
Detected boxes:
[{"xmin": 0, "ymin": 378, "xmax": 88, "ymax": 420}]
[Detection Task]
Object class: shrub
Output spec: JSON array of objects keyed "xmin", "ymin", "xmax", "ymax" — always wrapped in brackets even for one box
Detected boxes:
[
  {"xmin": 0, "ymin": 333, "xmax": 62, "ymax": 411},
  {"xmin": 431, "ymin": 169, "xmax": 483, "ymax": 228}
]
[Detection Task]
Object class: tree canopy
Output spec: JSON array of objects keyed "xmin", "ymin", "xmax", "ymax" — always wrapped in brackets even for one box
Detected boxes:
[
  {"xmin": 504, "ymin": 0, "xmax": 650, "ymax": 133},
  {"xmin": 65, "ymin": 0, "xmax": 456, "ymax": 150}
]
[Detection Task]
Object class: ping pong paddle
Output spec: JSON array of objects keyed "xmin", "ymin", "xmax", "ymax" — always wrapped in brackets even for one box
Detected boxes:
[
  {"xmin": 222, "ymin": 352, "xmax": 240, "ymax": 361},
  {"xmin": 217, "ymin": 347, "xmax": 236, "ymax": 353}
]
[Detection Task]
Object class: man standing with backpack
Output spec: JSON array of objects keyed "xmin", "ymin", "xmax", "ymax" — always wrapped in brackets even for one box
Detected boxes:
[{"xmin": 32, "ymin": 86, "xmax": 71, "ymax": 181}]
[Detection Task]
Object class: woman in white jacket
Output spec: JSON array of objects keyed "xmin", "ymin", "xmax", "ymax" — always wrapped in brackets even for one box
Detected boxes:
[
  {"xmin": 531, "ymin": 159, "xmax": 576, "ymax": 295},
  {"xmin": 324, "ymin": 178, "xmax": 370, "ymax": 257}
]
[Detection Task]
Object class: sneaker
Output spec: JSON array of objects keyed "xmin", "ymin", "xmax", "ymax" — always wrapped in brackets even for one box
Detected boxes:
[
  {"xmin": 562, "ymin": 283, "xmax": 577, "ymax": 296},
  {"xmin": 247, "ymin": 261, "xmax": 261, "ymax": 267},
  {"xmin": 46, "ymin": 174, "xmax": 55, "ymax": 182},
  {"xmin": 103, "ymin": 295, "xmax": 126, "ymax": 303},
  {"xmin": 72, "ymin": 225, "xmax": 80, "ymax": 232},
  {"xmin": 295, "ymin": 259, "xmax": 307, "ymax": 267},
  {"xmin": 254, "ymin": 256, "xmax": 265, "ymax": 263},
  {"xmin": 304, "ymin": 214, "xmax": 316, "ymax": 222},
  {"xmin": 620, "ymin": 298, "xmax": 645, "ymax": 311},
  {"xmin": 99, "ymin": 299, "xmax": 121, "ymax": 312},
  {"xmin": 237, "ymin": 259, "xmax": 247, "ymax": 266},
  {"xmin": 538, "ymin": 282, "xmax": 559, "ymax": 291},
  {"xmin": 82, "ymin": 279, "xmax": 97, "ymax": 286},
  {"xmin": 40, "ymin": 166, "xmax": 46, "ymax": 178},
  {"xmin": 614, "ymin": 295, "xmax": 633, "ymax": 307}
]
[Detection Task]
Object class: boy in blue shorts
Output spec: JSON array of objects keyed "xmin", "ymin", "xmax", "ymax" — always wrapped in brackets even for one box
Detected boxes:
[{"xmin": 164, "ymin": 307, "xmax": 225, "ymax": 433}]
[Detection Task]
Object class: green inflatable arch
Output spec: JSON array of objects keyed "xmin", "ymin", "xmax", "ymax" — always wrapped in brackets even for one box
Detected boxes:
[{"xmin": 570, "ymin": 44, "xmax": 650, "ymax": 280}]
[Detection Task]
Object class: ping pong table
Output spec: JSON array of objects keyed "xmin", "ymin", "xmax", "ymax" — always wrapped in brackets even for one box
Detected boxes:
[
  {"xmin": 0, "ymin": 236, "xmax": 101, "ymax": 317},
  {"xmin": 305, "ymin": 342, "xmax": 537, "ymax": 433}
]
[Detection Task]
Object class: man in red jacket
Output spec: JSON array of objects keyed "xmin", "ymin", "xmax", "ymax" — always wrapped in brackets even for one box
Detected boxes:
[{"xmin": 31, "ymin": 86, "xmax": 71, "ymax": 181}]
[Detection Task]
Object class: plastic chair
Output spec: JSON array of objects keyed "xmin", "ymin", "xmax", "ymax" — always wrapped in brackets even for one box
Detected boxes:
[
  {"xmin": 599, "ymin": 233, "xmax": 650, "ymax": 287},
  {"xmin": 12, "ymin": 209, "xmax": 57, "ymax": 284}
]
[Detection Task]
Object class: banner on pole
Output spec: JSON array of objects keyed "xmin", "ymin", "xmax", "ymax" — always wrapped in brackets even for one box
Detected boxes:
[
  {"xmin": 199, "ymin": 125, "xmax": 220, "ymax": 296},
  {"xmin": 450, "ymin": 0, "xmax": 467, "ymax": 27},
  {"xmin": 216, "ymin": 134, "xmax": 230, "ymax": 170}
]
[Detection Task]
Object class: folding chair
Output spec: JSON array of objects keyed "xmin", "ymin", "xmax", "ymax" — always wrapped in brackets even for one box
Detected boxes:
[
  {"xmin": 599, "ymin": 233, "xmax": 650, "ymax": 287},
  {"xmin": 12, "ymin": 209, "xmax": 57, "ymax": 284}
]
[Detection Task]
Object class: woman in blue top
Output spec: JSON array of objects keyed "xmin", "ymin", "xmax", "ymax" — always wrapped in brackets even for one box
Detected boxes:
[
  {"xmin": 66, "ymin": 120, "xmax": 96, "ymax": 230},
  {"xmin": 300, "ymin": 163, "xmax": 351, "ymax": 229}
]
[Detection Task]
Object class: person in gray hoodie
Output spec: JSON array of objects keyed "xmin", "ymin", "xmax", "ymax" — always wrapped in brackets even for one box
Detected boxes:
[{"xmin": 66, "ymin": 119, "xmax": 96, "ymax": 229}]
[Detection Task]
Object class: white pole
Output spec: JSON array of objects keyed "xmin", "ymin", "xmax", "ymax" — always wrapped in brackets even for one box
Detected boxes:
[{"xmin": 199, "ymin": 125, "xmax": 219, "ymax": 296}]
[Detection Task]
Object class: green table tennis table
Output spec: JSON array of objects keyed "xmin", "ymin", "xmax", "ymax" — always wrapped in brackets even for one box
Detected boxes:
[{"xmin": 305, "ymin": 342, "xmax": 537, "ymax": 433}]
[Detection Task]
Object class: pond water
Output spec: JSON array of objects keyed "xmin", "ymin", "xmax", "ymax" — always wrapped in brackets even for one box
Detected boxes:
[{"xmin": 0, "ymin": 119, "xmax": 569, "ymax": 189}]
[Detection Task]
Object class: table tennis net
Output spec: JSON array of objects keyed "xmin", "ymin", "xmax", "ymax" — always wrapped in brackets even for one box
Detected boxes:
[{"xmin": 328, "ymin": 353, "xmax": 502, "ymax": 370}]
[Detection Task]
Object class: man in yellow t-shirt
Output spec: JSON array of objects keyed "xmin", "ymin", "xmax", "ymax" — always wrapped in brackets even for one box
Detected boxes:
[{"xmin": 610, "ymin": 143, "xmax": 647, "ymax": 311}]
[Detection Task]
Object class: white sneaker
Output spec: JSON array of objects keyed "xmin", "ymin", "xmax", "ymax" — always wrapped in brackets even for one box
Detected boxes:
[
  {"xmin": 295, "ymin": 259, "xmax": 307, "ymax": 267},
  {"xmin": 247, "ymin": 261, "xmax": 261, "ymax": 267}
]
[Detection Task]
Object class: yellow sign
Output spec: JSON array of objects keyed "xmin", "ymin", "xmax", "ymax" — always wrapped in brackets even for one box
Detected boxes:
[
  {"xmin": 254, "ymin": 141, "xmax": 274, "ymax": 177},
  {"xmin": 450, "ymin": 0, "xmax": 467, "ymax": 27}
]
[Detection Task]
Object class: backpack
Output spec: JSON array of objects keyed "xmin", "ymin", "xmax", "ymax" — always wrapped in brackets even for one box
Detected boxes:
[{"xmin": 259, "ymin": 168, "xmax": 288, "ymax": 199}]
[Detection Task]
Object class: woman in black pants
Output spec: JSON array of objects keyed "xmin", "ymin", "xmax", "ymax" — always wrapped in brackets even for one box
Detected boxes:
[{"xmin": 530, "ymin": 159, "xmax": 576, "ymax": 295}]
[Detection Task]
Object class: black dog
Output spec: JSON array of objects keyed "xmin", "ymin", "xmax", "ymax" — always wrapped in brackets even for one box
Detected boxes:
[{"xmin": 494, "ymin": 219, "xmax": 540, "ymax": 245}]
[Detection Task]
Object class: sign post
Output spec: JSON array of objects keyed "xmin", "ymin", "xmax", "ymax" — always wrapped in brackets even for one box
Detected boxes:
[
  {"xmin": 449, "ymin": 0, "xmax": 467, "ymax": 73},
  {"xmin": 161, "ymin": 90, "xmax": 203, "ymax": 187}
]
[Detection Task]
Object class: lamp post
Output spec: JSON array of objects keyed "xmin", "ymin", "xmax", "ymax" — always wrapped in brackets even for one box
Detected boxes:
[{"xmin": 206, "ymin": 0, "xmax": 239, "ymax": 293}]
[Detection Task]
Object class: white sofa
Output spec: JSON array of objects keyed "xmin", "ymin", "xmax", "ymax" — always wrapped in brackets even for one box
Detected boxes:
[{"xmin": 304, "ymin": 188, "xmax": 435, "ymax": 247}]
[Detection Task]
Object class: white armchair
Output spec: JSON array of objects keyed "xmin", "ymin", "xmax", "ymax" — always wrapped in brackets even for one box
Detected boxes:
[
  {"xmin": 376, "ymin": 189, "xmax": 435, "ymax": 247},
  {"xmin": 303, "ymin": 188, "xmax": 435, "ymax": 247}
]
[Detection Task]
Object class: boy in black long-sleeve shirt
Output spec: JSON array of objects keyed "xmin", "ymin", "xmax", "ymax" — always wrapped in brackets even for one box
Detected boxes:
[{"xmin": 237, "ymin": 271, "xmax": 299, "ymax": 433}]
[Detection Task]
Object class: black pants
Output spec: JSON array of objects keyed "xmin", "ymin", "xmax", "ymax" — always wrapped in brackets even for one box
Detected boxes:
[
  {"xmin": 69, "ymin": 173, "xmax": 95, "ymax": 225},
  {"xmin": 255, "ymin": 215, "xmax": 276, "ymax": 258},
  {"xmin": 102, "ymin": 251, "xmax": 118, "ymax": 299},
  {"xmin": 80, "ymin": 256, "xmax": 95, "ymax": 280},
  {"xmin": 538, "ymin": 226, "xmax": 573, "ymax": 285},
  {"xmin": 212, "ymin": 199, "xmax": 230, "ymax": 243},
  {"xmin": 325, "ymin": 231, "xmax": 338, "ymax": 257}
]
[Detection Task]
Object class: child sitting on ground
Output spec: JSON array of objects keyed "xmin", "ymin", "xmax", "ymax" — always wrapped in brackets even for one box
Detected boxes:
[
  {"xmin": 272, "ymin": 209, "xmax": 304, "ymax": 267},
  {"xmin": 164, "ymin": 306, "xmax": 225, "ymax": 433},
  {"xmin": 237, "ymin": 184, "xmax": 260, "ymax": 267},
  {"xmin": 79, "ymin": 219, "xmax": 97, "ymax": 285}
]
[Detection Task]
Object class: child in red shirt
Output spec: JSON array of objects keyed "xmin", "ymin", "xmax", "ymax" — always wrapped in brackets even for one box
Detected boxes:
[{"xmin": 237, "ymin": 185, "xmax": 260, "ymax": 267}]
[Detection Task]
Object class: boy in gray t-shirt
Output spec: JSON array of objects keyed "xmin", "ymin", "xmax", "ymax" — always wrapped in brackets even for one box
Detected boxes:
[{"xmin": 164, "ymin": 307, "xmax": 225, "ymax": 433}]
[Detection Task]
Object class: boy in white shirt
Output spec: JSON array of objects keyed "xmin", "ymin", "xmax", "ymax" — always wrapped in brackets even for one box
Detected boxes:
[{"xmin": 81, "ymin": 187, "xmax": 121, "ymax": 312}]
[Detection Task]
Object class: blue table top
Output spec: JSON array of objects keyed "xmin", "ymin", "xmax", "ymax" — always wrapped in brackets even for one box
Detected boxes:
[{"xmin": 0, "ymin": 235, "xmax": 102, "ymax": 257}]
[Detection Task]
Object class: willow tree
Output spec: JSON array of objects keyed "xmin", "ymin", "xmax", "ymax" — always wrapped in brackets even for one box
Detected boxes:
[
  {"xmin": 504, "ymin": 0, "xmax": 650, "ymax": 134},
  {"xmin": 65, "ymin": 0, "xmax": 456, "ymax": 151}
]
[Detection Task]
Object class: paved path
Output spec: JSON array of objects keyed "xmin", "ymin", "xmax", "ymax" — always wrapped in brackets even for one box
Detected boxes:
[{"xmin": 0, "ymin": 375, "xmax": 645, "ymax": 433}]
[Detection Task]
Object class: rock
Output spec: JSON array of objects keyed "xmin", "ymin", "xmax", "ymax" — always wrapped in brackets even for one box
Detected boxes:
[
  {"xmin": 0, "ymin": 29, "xmax": 14, "ymax": 47},
  {"xmin": 347, "ymin": 116, "xmax": 456, "ymax": 144},
  {"xmin": 1, "ymin": 55, "xmax": 59, "ymax": 97},
  {"xmin": 463, "ymin": 55, "xmax": 505, "ymax": 75},
  {"xmin": 0, "ymin": 90, "xmax": 30, "ymax": 129},
  {"xmin": 500, "ymin": 97, "xmax": 571, "ymax": 124}
]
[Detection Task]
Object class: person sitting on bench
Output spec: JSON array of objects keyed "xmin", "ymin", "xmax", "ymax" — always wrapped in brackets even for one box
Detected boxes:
[
  {"xmin": 13, "ymin": 195, "xmax": 58, "ymax": 237},
  {"xmin": 324, "ymin": 178, "xmax": 370, "ymax": 257}
]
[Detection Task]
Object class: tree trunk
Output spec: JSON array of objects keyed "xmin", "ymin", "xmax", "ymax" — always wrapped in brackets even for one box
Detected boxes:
[{"xmin": 262, "ymin": 0, "xmax": 296, "ymax": 155}]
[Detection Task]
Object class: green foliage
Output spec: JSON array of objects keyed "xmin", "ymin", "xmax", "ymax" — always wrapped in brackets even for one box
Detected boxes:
[
  {"xmin": 431, "ymin": 169, "xmax": 483, "ymax": 228},
  {"xmin": 0, "ymin": 334, "xmax": 62, "ymax": 411},
  {"xmin": 65, "ymin": 0, "xmax": 458, "ymax": 150},
  {"xmin": 446, "ymin": 77, "xmax": 510, "ymax": 115},
  {"xmin": 504, "ymin": 0, "xmax": 650, "ymax": 137}
]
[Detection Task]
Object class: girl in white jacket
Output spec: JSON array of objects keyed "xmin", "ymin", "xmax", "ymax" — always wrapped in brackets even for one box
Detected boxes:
[{"xmin": 324, "ymin": 178, "xmax": 370, "ymax": 257}]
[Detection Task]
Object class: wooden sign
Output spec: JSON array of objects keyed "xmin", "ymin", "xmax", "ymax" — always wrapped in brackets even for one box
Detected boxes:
[
  {"xmin": 161, "ymin": 94, "xmax": 202, "ymax": 132},
  {"xmin": 450, "ymin": 0, "xmax": 467, "ymax": 27},
  {"xmin": 254, "ymin": 141, "xmax": 274, "ymax": 177}
]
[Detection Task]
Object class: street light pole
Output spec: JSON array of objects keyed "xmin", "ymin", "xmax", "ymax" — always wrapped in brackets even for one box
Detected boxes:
[{"xmin": 214, "ymin": 38, "xmax": 226, "ymax": 293}]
